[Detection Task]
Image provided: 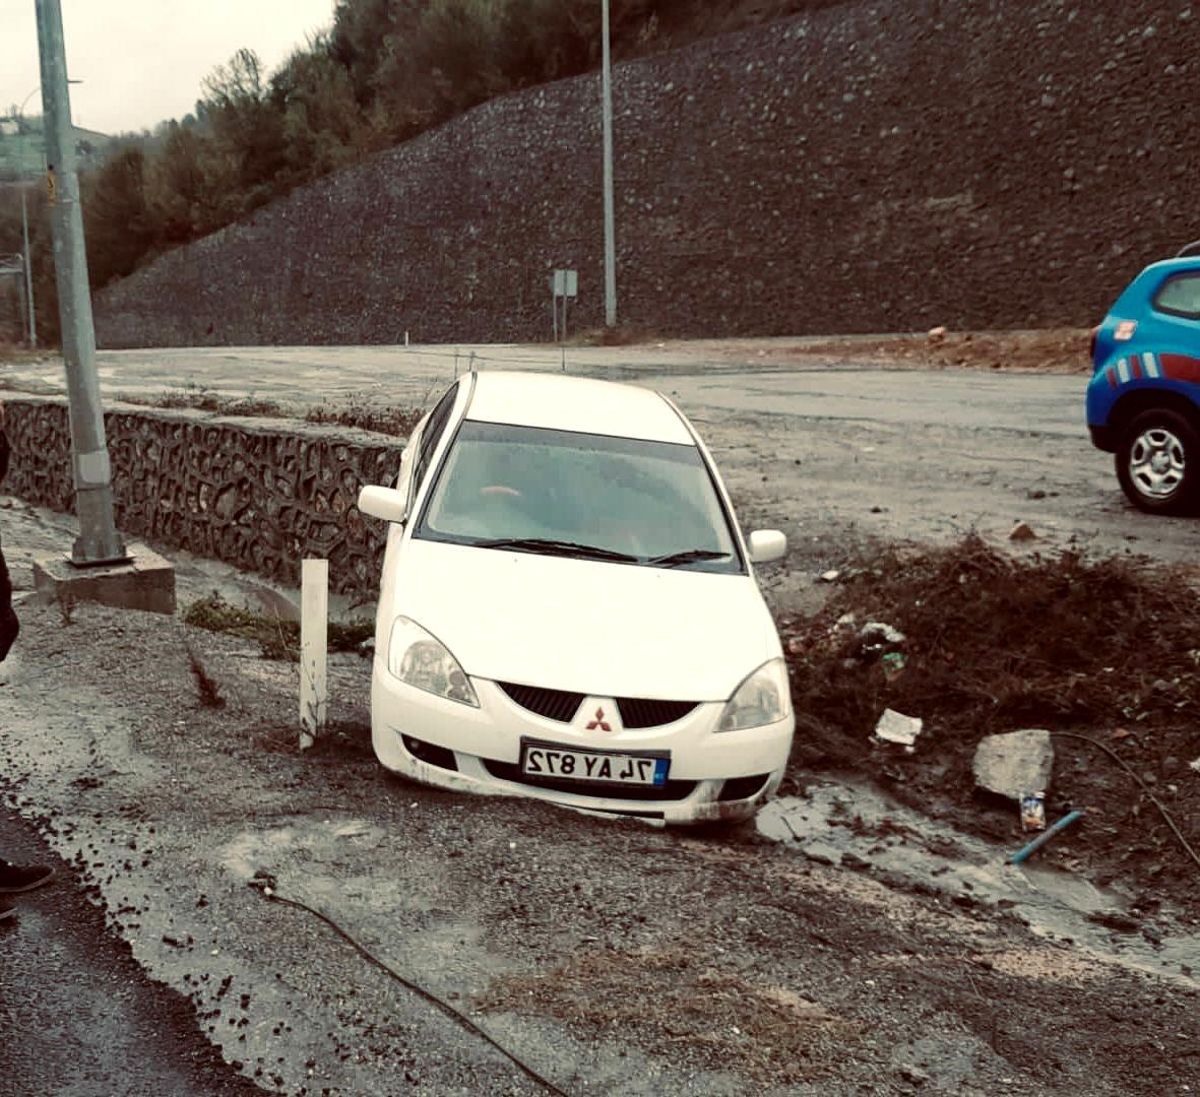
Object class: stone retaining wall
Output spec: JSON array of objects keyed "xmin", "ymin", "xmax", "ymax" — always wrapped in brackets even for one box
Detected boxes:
[
  {"xmin": 1, "ymin": 397, "xmax": 403, "ymax": 595},
  {"xmin": 93, "ymin": 0, "xmax": 1200, "ymax": 346}
]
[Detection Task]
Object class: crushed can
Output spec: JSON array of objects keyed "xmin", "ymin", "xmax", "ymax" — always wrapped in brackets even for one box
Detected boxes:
[
  {"xmin": 881, "ymin": 652, "xmax": 907, "ymax": 680},
  {"xmin": 1020, "ymin": 791, "xmax": 1046, "ymax": 833}
]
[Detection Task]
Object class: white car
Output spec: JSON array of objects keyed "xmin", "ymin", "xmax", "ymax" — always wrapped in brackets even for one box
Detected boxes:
[{"xmin": 357, "ymin": 370, "xmax": 794, "ymax": 825}]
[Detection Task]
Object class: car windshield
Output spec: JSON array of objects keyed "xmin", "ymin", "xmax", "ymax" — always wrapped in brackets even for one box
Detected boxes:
[{"xmin": 416, "ymin": 421, "xmax": 742, "ymax": 572}]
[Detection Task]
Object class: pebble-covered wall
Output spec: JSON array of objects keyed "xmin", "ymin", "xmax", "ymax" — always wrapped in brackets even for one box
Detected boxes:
[
  {"xmin": 1, "ymin": 397, "xmax": 403, "ymax": 595},
  {"xmin": 93, "ymin": 0, "xmax": 1200, "ymax": 347}
]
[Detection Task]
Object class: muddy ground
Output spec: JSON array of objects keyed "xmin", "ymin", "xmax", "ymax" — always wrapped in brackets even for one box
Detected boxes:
[
  {"xmin": 1, "ymin": 589, "xmax": 1198, "ymax": 1096},
  {"xmin": 0, "ymin": 334, "xmax": 1198, "ymax": 1094}
]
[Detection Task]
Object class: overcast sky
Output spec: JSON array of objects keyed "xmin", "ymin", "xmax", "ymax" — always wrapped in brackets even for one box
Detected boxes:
[{"xmin": 1, "ymin": 0, "xmax": 337, "ymax": 134}]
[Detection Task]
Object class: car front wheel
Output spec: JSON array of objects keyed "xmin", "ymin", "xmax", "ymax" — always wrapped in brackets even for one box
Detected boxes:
[{"xmin": 1116, "ymin": 408, "xmax": 1200, "ymax": 515}]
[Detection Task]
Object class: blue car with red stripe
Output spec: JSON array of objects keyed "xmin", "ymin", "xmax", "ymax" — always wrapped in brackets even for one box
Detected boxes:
[{"xmin": 1088, "ymin": 250, "xmax": 1200, "ymax": 513}]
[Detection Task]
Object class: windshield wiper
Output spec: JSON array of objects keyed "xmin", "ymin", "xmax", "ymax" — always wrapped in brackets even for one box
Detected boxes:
[
  {"xmin": 645, "ymin": 549, "xmax": 732, "ymax": 568},
  {"xmin": 475, "ymin": 537, "xmax": 640, "ymax": 563}
]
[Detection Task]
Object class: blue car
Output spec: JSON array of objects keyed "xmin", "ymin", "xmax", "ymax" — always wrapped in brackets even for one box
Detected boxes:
[{"xmin": 1088, "ymin": 244, "xmax": 1200, "ymax": 513}]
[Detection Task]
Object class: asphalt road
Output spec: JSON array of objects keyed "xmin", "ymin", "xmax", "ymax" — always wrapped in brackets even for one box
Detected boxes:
[
  {"xmin": 0, "ymin": 808, "xmax": 266, "ymax": 1097},
  {"xmin": 20, "ymin": 341, "xmax": 1183, "ymax": 566},
  {"xmin": 6, "ymin": 341, "xmax": 1088, "ymax": 438},
  {"xmin": 6, "ymin": 338, "xmax": 1200, "ymax": 577}
]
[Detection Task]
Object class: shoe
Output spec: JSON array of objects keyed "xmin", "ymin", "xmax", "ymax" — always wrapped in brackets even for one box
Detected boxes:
[
  {"xmin": 0, "ymin": 860, "xmax": 53, "ymax": 893},
  {"xmin": 0, "ymin": 900, "xmax": 14, "ymax": 922}
]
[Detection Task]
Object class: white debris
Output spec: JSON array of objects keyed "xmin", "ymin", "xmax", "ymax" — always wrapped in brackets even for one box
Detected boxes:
[
  {"xmin": 820, "ymin": 569, "xmax": 841, "ymax": 582},
  {"xmin": 334, "ymin": 821, "xmax": 370, "ymax": 838},
  {"xmin": 1190, "ymin": 757, "xmax": 1200, "ymax": 774},
  {"xmin": 874, "ymin": 709, "xmax": 923, "ymax": 749},
  {"xmin": 862, "ymin": 621, "xmax": 905, "ymax": 645},
  {"xmin": 973, "ymin": 729, "xmax": 1055, "ymax": 802}
]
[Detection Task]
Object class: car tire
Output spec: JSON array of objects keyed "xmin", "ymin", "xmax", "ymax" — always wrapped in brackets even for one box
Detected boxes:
[{"xmin": 1116, "ymin": 408, "xmax": 1200, "ymax": 515}]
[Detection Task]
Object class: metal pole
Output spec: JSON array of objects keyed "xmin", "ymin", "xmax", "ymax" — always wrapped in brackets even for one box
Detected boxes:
[
  {"xmin": 601, "ymin": 0, "xmax": 618, "ymax": 328},
  {"xmin": 35, "ymin": 0, "xmax": 126, "ymax": 565},
  {"xmin": 20, "ymin": 188, "xmax": 36, "ymax": 349}
]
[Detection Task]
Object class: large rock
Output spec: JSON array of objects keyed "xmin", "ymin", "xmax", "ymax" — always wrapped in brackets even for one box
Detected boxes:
[{"xmin": 973, "ymin": 729, "xmax": 1054, "ymax": 801}]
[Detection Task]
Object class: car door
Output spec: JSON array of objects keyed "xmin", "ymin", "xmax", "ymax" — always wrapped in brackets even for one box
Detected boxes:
[{"xmin": 375, "ymin": 382, "xmax": 463, "ymax": 642}]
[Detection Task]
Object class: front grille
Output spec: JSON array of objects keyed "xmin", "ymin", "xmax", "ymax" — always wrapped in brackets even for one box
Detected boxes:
[
  {"xmin": 616, "ymin": 697, "xmax": 699, "ymax": 729},
  {"xmin": 498, "ymin": 682, "xmax": 584, "ymax": 723},
  {"xmin": 482, "ymin": 759, "xmax": 698, "ymax": 802}
]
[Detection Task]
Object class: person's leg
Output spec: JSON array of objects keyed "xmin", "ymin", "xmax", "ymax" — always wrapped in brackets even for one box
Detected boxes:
[{"xmin": 0, "ymin": 537, "xmax": 17, "ymax": 663}]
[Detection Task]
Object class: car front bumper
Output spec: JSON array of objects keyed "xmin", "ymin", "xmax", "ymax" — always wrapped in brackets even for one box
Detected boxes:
[
  {"xmin": 370, "ymin": 662, "xmax": 794, "ymax": 825},
  {"xmin": 1089, "ymin": 422, "xmax": 1117, "ymax": 452}
]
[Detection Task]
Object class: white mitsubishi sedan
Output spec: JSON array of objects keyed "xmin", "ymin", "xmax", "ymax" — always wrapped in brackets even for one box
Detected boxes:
[{"xmin": 357, "ymin": 370, "xmax": 793, "ymax": 825}]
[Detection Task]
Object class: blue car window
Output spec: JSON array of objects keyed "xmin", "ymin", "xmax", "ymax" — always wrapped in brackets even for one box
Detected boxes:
[{"xmin": 1153, "ymin": 273, "xmax": 1200, "ymax": 319}]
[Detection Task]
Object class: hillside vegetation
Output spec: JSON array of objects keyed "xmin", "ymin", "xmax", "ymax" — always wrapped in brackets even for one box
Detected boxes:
[{"xmin": 1, "ymin": 0, "xmax": 845, "ymax": 344}]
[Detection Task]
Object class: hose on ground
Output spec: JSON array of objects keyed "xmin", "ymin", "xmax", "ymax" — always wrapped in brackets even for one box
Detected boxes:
[
  {"xmin": 248, "ymin": 878, "xmax": 571, "ymax": 1097},
  {"xmin": 1049, "ymin": 730, "xmax": 1200, "ymax": 873}
]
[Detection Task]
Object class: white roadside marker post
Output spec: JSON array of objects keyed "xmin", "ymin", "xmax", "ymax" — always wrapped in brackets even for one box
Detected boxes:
[{"xmin": 300, "ymin": 559, "xmax": 329, "ymax": 750}]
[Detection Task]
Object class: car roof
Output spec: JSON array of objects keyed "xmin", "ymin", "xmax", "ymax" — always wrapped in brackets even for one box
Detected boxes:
[
  {"xmin": 463, "ymin": 370, "xmax": 694, "ymax": 445},
  {"xmin": 1147, "ymin": 255, "xmax": 1200, "ymax": 273}
]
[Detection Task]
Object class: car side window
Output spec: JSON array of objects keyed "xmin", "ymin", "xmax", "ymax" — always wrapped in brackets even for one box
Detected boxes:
[
  {"xmin": 1153, "ymin": 273, "xmax": 1200, "ymax": 319},
  {"xmin": 413, "ymin": 383, "xmax": 459, "ymax": 493}
]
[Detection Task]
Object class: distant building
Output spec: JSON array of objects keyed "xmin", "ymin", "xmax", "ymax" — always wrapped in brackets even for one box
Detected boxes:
[{"xmin": 0, "ymin": 115, "xmax": 110, "ymax": 181}]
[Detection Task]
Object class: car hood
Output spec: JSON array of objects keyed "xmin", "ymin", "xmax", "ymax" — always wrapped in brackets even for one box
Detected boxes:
[{"xmin": 386, "ymin": 539, "xmax": 781, "ymax": 701}]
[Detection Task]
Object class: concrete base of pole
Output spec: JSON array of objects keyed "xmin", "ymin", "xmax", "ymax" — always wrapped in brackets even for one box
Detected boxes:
[{"xmin": 32, "ymin": 542, "xmax": 176, "ymax": 616}]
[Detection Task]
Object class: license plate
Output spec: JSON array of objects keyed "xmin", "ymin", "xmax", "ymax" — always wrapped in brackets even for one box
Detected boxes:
[{"xmin": 520, "ymin": 740, "xmax": 669, "ymax": 787}]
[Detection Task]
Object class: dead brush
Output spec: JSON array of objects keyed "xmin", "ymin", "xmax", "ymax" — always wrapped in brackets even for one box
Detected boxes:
[
  {"xmin": 185, "ymin": 644, "xmax": 226, "ymax": 709},
  {"xmin": 303, "ymin": 402, "xmax": 424, "ymax": 437},
  {"xmin": 183, "ymin": 593, "xmax": 373, "ymax": 662},
  {"xmin": 782, "ymin": 533, "xmax": 1200, "ymax": 767}
]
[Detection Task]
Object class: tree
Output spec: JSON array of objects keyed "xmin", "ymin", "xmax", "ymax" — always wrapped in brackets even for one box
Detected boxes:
[{"xmin": 82, "ymin": 144, "xmax": 157, "ymax": 288}]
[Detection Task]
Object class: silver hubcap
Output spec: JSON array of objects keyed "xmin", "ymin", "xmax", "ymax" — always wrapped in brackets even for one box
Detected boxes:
[{"xmin": 1129, "ymin": 428, "xmax": 1186, "ymax": 499}]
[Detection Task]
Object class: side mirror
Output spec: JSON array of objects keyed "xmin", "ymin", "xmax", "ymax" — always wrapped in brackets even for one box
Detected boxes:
[
  {"xmin": 358, "ymin": 485, "xmax": 410, "ymax": 525},
  {"xmin": 747, "ymin": 529, "xmax": 787, "ymax": 564}
]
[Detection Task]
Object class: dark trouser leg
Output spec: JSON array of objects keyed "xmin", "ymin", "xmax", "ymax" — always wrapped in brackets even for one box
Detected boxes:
[{"xmin": 0, "ymin": 540, "xmax": 17, "ymax": 663}]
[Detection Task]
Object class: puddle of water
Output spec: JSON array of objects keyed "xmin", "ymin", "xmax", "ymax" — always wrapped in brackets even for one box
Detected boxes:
[{"xmin": 758, "ymin": 781, "xmax": 1199, "ymax": 985}]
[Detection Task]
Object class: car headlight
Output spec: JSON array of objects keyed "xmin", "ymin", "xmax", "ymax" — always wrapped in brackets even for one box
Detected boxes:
[
  {"xmin": 387, "ymin": 617, "xmax": 479, "ymax": 707},
  {"xmin": 718, "ymin": 658, "xmax": 791, "ymax": 731}
]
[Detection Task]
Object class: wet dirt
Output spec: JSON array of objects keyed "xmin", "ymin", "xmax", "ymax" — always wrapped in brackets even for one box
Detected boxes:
[{"xmin": 0, "ymin": 572, "xmax": 1196, "ymax": 1094}]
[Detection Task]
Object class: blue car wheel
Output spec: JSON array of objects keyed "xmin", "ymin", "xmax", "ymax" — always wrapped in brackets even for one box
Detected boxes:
[{"xmin": 1116, "ymin": 408, "xmax": 1200, "ymax": 515}]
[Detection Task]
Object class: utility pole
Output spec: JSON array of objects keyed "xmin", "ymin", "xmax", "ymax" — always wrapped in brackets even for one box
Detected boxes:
[
  {"xmin": 20, "ymin": 188, "xmax": 36, "ymax": 348},
  {"xmin": 601, "ymin": 0, "xmax": 618, "ymax": 328},
  {"xmin": 35, "ymin": 0, "xmax": 125, "ymax": 564}
]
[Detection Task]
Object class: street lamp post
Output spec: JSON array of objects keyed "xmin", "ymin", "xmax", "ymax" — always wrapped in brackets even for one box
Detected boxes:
[
  {"xmin": 20, "ymin": 187, "xmax": 35, "ymax": 348},
  {"xmin": 35, "ymin": 0, "xmax": 126, "ymax": 565},
  {"xmin": 8, "ymin": 85, "xmax": 43, "ymax": 349},
  {"xmin": 601, "ymin": 0, "xmax": 617, "ymax": 328},
  {"xmin": 12, "ymin": 79, "xmax": 79, "ymax": 349}
]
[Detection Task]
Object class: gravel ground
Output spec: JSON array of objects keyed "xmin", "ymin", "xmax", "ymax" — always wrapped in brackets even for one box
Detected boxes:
[
  {"xmin": 0, "ymin": 338, "xmax": 1198, "ymax": 1093},
  {"xmin": 0, "ymin": 548, "xmax": 1196, "ymax": 1095}
]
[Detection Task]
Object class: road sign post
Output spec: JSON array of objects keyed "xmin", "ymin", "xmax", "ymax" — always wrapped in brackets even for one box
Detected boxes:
[{"xmin": 550, "ymin": 269, "xmax": 578, "ymax": 344}]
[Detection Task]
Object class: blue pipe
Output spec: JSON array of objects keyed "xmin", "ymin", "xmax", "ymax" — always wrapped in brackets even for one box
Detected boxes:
[{"xmin": 1009, "ymin": 809, "xmax": 1085, "ymax": 865}]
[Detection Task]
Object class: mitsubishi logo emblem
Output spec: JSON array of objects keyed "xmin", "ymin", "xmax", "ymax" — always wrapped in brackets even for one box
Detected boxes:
[{"xmin": 585, "ymin": 707, "xmax": 612, "ymax": 732}]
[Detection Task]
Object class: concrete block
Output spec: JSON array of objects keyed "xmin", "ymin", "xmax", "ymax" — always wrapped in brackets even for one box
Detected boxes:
[
  {"xmin": 973, "ymin": 729, "xmax": 1054, "ymax": 801},
  {"xmin": 32, "ymin": 542, "xmax": 176, "ymax": 616}
]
